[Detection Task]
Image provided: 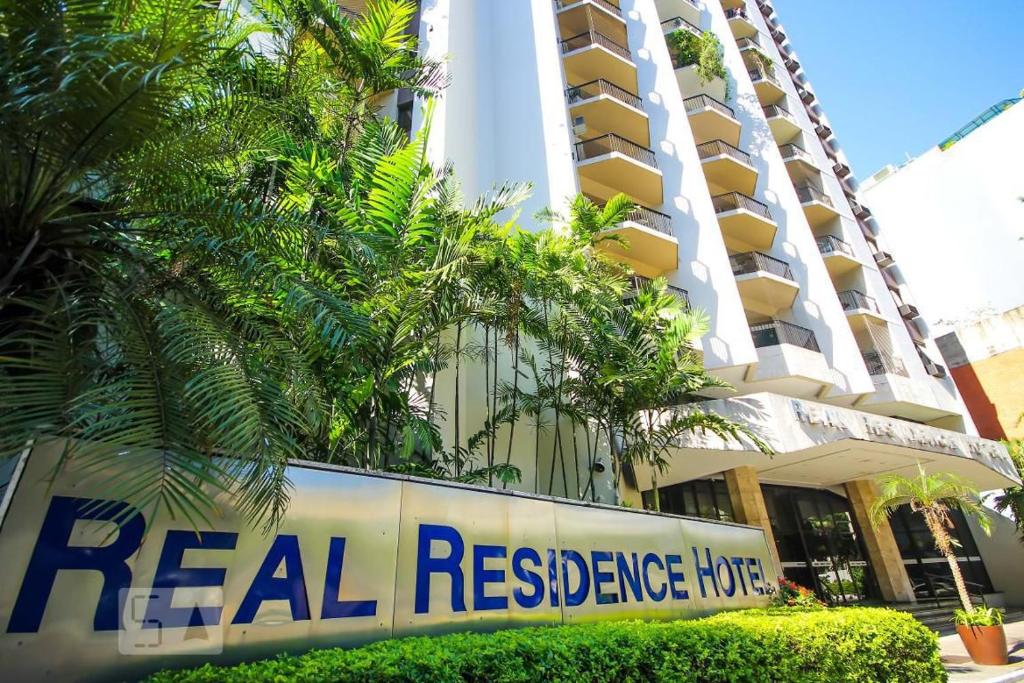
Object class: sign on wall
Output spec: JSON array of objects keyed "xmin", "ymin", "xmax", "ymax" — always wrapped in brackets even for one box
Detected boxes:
[{"xmin": 0, "ymin": 441, "xmax": 777, "ymax": 682}]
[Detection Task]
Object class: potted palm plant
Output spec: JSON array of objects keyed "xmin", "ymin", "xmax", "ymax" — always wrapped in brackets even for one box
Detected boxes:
[{"xmin": 869, "ymin": 465, "xmax": 1007, "ymax": 666}]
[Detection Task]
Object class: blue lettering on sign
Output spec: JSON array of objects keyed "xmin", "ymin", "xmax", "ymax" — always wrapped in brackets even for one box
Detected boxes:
[
  {"xmin": 591, "ymin": 551, "xmax": 617, "ymax": 605},
  {"xmin": 693, "ymin": 546, "xmax": 720, "ymax": 598},
  {"xmin": 147, "ymin": 530, "xmax": 237, "ymax": 628},
  {"xmin": 730, "ymin": 556, "xmax": 749, "ymax": 596},
  {"xmin": 414, "ymin": 524, "xmax": 466, "ymax": 614},
  {"xmin": 615, "ymin": 552, "xmax": 643, "ymax": 603},
  {"xmin": 512, "ymin": 547, "xmax": 544, "ymax": 608},
  {"xmin": 233, "ymin": 535, "xmax": 310, "ymax": 624},
  {"xmin": 6, "ymin": 497, "xmax": 774, "ymax": 631},
  {"xmin": 715, "ymin": 555, "xmax": 736, "ymax": 598},
  {"xmin": 8, "ymin": 496, "xmax": 144, "ymax": 633},
  {"xmin": 473, "ymin": 544, "xmax": 508, "ymax": 611},
  {"xmin": 321, "ymin": 537, "xmax": 377, "ymax": 619},
  {"xmin": 561, "ymin": 550, "xmax": 590, "ymax": 607},
  {"xmin": 641, "ymin": 552, "xmax": 667, "ymax": 602},
  {"xmin": 665, "ymin": 555, "xmax": 689, "ymax": 600}
]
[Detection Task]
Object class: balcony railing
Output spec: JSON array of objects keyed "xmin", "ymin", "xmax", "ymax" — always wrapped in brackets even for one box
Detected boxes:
[
  {"xmin": 561, "ymin": 31, "xmax": 631, "ymax": 60},
  {"xmin": 566, "ymin": 79, "xmax": 642, "ymax": 110},
  {"xmin": 779, "ymin": 143, "xmax": 813, "ymax": 164},
  {"xmin": 862, "ymin": 350, "xmax": 909, "ymax": 377},
  {"xmin": 696, "ymin": 139, "xmax": 752, "ymax": 166},
  {"xmin": 762, "ymin": 103, "xmax": 794, "ymax": 120},
  {"xmin": 661, "ymin": 16, "xmax": 701, "ymax": 37},
  {"xmin": 725, "ymin": 7, "xmax": 751, "ymax": 21},
  {"xmin": 838, "ymin": 290, "xmax": 878, "ymax": 313},
  {"xmin": 556, "ymin": 0, "xmax": 622, "ymax": 17},
  {"xmin": 684, "ymin": 94, "xmax": 735, "ymax": 118},
  {"xmin": 816, "ymin": 234, "xmax": 855, "ymax": 258},
  {"xmin": 627, "ymin": 275, "xmax": 690, "ymax": 307},
  {"xmin": 575, "ymin": 133, "xmax": 657, "ymax": 167},
  {"xmin": 730, "ymin": 251, "xmax": 794, "ymax": 280},
  {"xmin": 750, "ymin": 320, "xmax": 820, "ymax": 352},
  {"xmin": 795, "ymin": 184, "xmax": 833, "ymax": 207},
  {"xmin": 623, "ymin": 205, "xmax": 673, "ymax": 236},
  {"xmin": 712, "ymin": 192, "xmax": 773, "ymax": 220},
  {"xmin": 736, "ymin": 36, "xmax": 762, "ymax": 50},
  {"xmin": 748, "ymin": 64, "xmax": 782, "ymax": 87}
]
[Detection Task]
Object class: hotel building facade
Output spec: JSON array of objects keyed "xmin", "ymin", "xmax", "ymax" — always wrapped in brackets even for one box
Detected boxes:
[{"xmin": 354, "ymin": 0, "xmax": 1024, "ymax": 607}]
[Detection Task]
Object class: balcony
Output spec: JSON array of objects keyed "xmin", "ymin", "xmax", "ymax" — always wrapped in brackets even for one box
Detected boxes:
[
  {"xmin": 575, "ymin": 133, "xmax": 663, "ymax": 206},
  {"xmin": 795, "ymin": 184, "xmax": 838, "ymax": 226},
  {"xmin": 779, "ymin": 143, "xmax": 816, "ymax": 175},
  {"xmin": 797, "ymin": 86, "xmax": 815, "ymax": 105},
  {"xmin": 862, "ymin": 350, "xmax": 909, "ymax": 378},
  {"xmin": 672, "ymin": 42, "xmax": 728, "ymax": 102},
  {"xmin": 661, "ymin": 16, "xmax": 701, "ymax": 38},
  {"xmin": 684, "ymin": 94, "xmax": 741, "ymax": 146},
  {"xmin": 762, "ymin": 103, "xmax": 801, "ymax": 143},
  {"xmin": 654, "ymin": 0, "xmax": 701, "ymax": 25},
  {"xmin": 748, "ymin": 64, "xmax": 786, "ymax": 103},
  {"xmin": 731, "ymin": 251, "xmax": 799, "ymax": 316},
  {"xmin": 566, "ymin": 79, "xmax": 649, "ymax": 147},
  {"xmin": 556, "ymin": 0, "xmax": 623, "ymax": 21},
  {"xmin": 561, "ymin": 31, "xmax": 637, "ymax": 92},
  {"xmin": 921, "ymin": 353, "xmax": 948, "ymax": 379},
  {"xmin": 725, "ymin": 7, "xmax": 757, "ymax": 39},
  {"xmin": 814, "ymin": 122, "xmax": 833, "ymax": 140},
  {"xmin": 898, "ymin": 302, "xmax": 920, "ymax": 319},
  {"xmin": 838, "ymin": 289, "xmax": 884, "ymax": 329},
  {"xmin": 816, "ymin": 235, "xmax": 861, "ymax": 277},
  {"xmin": 599, "ymin": 206, "xmax": 679, "ymax": 276},
  {"xmin": 712, "ymin": 192, "xmax": 778, "ymax": 252},
  {"xmin": 626, "ymin": 275, "xmax": 690, "ymax": 308},
  {"xmin": 873, "ymin": 250, "xmax": 894, "ymax": 268},
  {"xmin": 697, "ymin": 139, "xmax": 758, "ymax": 195},
  {"xmin": 736, "ymin": 36, "xmax": 768, "ymax": 59},
  {"xmin": 748, "ymin": 320, "xmax": 832, "ymax": 397},
  {"xmin": 905, "ymin": 318, "xmax": 927, "ymax": 347},
  {"xmin": 783, "ymin": 55, "xmax": 800, "ymax": 73}
]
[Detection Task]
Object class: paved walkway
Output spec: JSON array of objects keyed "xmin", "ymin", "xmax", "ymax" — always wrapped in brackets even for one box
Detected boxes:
[{"xmin": 943, "ymin": 619, "xmax": 1024, "ymax": 682}]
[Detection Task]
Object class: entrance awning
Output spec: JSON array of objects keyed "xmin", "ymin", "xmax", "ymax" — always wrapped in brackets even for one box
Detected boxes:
[{"xmin": 639, "ymin": 393, "xmax": 1019, "ymax": 491}]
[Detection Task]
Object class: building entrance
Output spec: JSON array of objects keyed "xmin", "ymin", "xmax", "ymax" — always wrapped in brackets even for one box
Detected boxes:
[{"xmin": 762, "ymin": 485, "xmax": 879, "ymax": 604}]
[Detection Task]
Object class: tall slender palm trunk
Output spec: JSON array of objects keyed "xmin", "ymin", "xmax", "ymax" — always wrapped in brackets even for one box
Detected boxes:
[{"xmin": 924, "ymin": 510, "xmax": 974, "ymax": 614}]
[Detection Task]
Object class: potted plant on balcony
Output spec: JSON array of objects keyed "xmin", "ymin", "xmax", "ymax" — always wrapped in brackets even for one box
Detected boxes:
[{"xmin": 869, "ymin": 465, "xmax": 1006, "ymax": 665}]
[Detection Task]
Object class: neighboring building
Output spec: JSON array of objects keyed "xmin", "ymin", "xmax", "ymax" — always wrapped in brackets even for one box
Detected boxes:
[
  {"xmin": 860, "ymin": 97, "xmax": 1024, "ymax": 333},
  {"xmin": 936, "ymin": 306, "xmax": 1024, "ymax": 441},
  {"xmin": 357, "ymin": 0, "xmax": 1023, "ymax": 606}
]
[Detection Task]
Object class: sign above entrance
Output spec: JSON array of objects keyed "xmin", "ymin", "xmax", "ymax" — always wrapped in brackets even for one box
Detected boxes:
[
  {"xmin": 0, "ymin": 440, "xmax": 777, "ymax": 683},
  {"xmin": 670, "ymin": 393, "xmax": 1019, "ymax": 486}
]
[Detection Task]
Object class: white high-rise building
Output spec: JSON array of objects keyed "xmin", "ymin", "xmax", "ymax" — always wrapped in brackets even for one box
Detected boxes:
[
  {"xmin": 361, "ymin": 0, "xmax": 1023, "ymax": 607},
  {"xmin": 860, "ymin": 97, "xmax": 1024, "ymax": 332}
]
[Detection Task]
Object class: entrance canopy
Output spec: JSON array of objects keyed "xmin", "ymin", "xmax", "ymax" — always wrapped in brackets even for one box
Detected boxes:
[{"xmin": 647, "ymin": 393, "xmax": 1019, "ymax": 491}]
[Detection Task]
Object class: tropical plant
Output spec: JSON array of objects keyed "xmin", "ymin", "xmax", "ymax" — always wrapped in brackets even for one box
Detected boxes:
[
  {"xmin": 954, "ymin": 606, "xmax": 1004, "ymax": 627},
  {"xmin": 991, "ymin": 439, "xmax": 1024, "ymax": 541},
  {"xmin": 869, "ymin": 465, "xmax": 993, "ymax": 616},
  {"xmin": 768, "ymin": 578, "xmax": 825, "ymax": 609},
  {"xmin": 666, "ymin": 29, "xmax": 728, "ymax": 90}
]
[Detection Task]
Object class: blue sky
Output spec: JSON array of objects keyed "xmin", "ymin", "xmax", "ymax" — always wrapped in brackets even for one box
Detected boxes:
[{"xmin": 772, "ymin": 0, "xmax": 1024, "ymax": 178}]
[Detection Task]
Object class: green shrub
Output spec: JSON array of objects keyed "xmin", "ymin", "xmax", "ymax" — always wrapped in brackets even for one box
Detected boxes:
[{"xmin": 144, "ymin": 607, "xmax": 945, "ymax": 683}]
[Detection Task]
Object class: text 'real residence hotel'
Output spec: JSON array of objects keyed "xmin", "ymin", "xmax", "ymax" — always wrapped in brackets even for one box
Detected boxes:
[{"xmin": 347, "ymin": 0, "xmax": 1024, "ymax": 608}]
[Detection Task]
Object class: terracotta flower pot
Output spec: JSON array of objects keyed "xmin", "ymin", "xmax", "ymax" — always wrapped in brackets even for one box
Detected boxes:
[{"xmin": 956, "ymin": 624, "xmax": 1008, "ymax": 666}]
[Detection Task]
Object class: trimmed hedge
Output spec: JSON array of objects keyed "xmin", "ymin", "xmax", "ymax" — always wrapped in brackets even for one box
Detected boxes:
[{"xmin": 144, "ymin": 607, "xmax": 945, "ymax": 683}]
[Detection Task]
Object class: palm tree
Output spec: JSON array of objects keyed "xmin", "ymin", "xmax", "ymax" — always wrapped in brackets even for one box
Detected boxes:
[{"xmin": 869, "ymin": 465, "xmax": 991, "ymax": 614}]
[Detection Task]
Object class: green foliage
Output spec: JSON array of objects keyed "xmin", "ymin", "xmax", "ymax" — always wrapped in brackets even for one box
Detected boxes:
[
  {"xmin": 667, "ymin": 29, "xmax": 727, "ymax": 89},
  {"xmin": 143, "ymin": 608, "xmax": 945, "ymax": 683},
  {"xmin": 991, "ymin": 439, "xmax": 1024, "ymax": 541},
  {"xmin": 954, "ymin": 606, "xmax": 1004, "ymax": 627},
  {"xmin": 0, "ymin": 0, "xmax": 763, "ymax": 526}
]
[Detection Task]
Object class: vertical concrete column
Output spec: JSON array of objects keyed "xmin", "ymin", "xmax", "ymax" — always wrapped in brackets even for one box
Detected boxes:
[
  {"xmin": 724, "ymin": 466, "xmax": 781, "ymax": 571},
  {"xmin": 844, "ymin": 479, "xmax": 917, "ymax": 603}
]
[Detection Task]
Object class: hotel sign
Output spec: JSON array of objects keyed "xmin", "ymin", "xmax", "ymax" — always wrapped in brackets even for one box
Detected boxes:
[{"xmin": 0, "ymin": 441, "xmax": 776, "ymax": 682}]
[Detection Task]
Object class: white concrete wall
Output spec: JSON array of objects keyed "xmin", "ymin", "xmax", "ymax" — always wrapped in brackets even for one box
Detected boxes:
[{"xmin": 861, "ymin": 101, "xmax": 1024, "ymax": 333}]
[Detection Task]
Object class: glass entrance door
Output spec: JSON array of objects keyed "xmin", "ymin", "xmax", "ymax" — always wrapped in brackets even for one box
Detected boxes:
[{"xmin": 764, "ymin": 485, "xmax": 878, "ymax": 604}]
